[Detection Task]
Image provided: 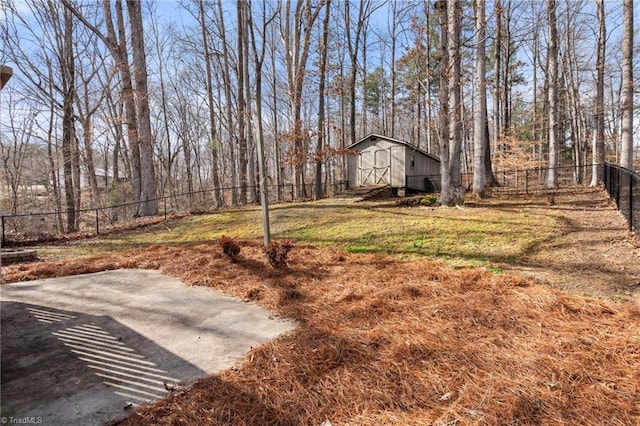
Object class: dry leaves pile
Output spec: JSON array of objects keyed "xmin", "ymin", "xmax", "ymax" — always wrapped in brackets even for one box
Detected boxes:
[{"xmin": 4, "ymin": 240, "xmax": 639, "ymax": 425}]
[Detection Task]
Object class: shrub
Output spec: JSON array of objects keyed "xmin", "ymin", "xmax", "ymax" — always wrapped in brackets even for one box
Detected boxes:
[
  {"xmin": 420, "ymin": 194, "xmax": 439, "ymax": 206},
  {"xmin": 219, "ymin": 235, "xmax": 241, "ymax": 261},
  {"xmin": 265, "ymin": 239, "xmax": 294, "ymax": 269}
]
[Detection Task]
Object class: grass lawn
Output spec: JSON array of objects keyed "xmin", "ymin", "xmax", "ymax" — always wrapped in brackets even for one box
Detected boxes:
[
  {"xmin": 39, "ymin": 192, "xmax": 557, "ymax": 271},
  {"xmin": 4, "ymin": 186, "xmax": 639, "ymax": 425}
]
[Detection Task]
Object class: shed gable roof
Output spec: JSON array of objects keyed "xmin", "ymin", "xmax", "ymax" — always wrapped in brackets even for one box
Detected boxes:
[{"xmin": 347, "ymin": 133, "xmax": 440, "ymax": 163}]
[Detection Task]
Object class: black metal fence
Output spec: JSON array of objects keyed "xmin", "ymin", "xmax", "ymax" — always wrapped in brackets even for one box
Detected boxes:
[
  {"xmin": 407, "ymin": 164, "xmax": 596, "ymax": 194},
  {"xmin": 1, "ymin": 181, "xmax": 347, "ymax": 246},
  {"xmin": 604, "ymin": 163, "xmax": 639, "ymax": 234},
  {"xmin": 3, "ymin": 163, "xmax": 636, "ymax": 245}
]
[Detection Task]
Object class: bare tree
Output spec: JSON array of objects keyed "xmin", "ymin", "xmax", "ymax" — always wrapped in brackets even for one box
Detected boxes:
[
  {"xmin": 126, "ymin": 0, "xmax": 157, "ymax": 215},
  {"xmin": 620, "ymin": 0, "xmax": 634, "ymax": 170},
  {"xmin": 214, "ymin": 0, "xmax": 238, "ymax": 205},
  {"xmin": 61, "ymin": 5, "xmax": 79, "ymax": 231},
  {"xmin": 195, "ymin": 0, "xmax": 224, "ymax": 207},
  {"xmin": 493, "ymin": 0, "xmax": 502, "ymax": 148},
  {"xmin": 438, "ymin": 0, "xmax": 464, "ymax": 206},
  {"xmin": 473, "ymin": 0, "xmax": 487, "ymax": 197},
  {"xmin": 62, "ymin": 0, "xmax": 148, "ymax": 213},
  {"xmin": 1, "ymin": 94, "xmax": 33, "ymax": 215},
  {"xmin": 546, "ymin": 0, "xmax": 559, "ymax": 188},
  {"xmin": 236, "ymin": 0, "xmax": 249, "ymax": 205},
  {"xmin": 315, "ymin": 0, "xmax": 331, "ymax": 200},
  {"xmin": 280, "ymin": 0, "xmax": 324, "ymax": 199},
  {"xmin": 590, "ymin": 0, "xmax": 606, "ymax": 186},
  {"xmin": 248, "ymin": 0, "xmax": 278, "ymax": 245}
]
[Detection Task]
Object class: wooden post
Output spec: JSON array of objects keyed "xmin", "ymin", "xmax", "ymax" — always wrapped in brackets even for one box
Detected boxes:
[{"xmin": 629, "ymin": 171, "xmax": 633, "ymax": 232}]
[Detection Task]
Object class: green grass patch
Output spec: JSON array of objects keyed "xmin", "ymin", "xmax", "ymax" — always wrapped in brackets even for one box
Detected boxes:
[{"xmin": 47, "ymin": 196, "xmax": 556, "ymax": 270}]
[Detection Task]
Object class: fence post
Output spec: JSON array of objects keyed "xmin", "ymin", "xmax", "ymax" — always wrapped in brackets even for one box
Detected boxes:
[
  {"xmin": 616, "ymin": 168, "xmax": 621, "ymax": 208},
  {"xmin": 1, "ymin": 216, "xmax": 5, "ymax": 246},
  {"xmin": 629, "ymin": 172, "xmax": 633, "ymax": 232},
  {"xmin": 524, "ymin": 169, "xmax": 528, "ymax": 194},
  {"xmin": 95, "ymin": 209, "xmax": 99, "ymax": 236},
  {"xmin": 164, "ymin": 198, "xmax": 167, "ymax": 220}
]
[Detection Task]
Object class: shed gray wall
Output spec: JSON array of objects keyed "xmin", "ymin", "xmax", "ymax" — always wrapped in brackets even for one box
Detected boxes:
[
  {"xmin": 390, "ymin": 145, "xmax": 405, "ymax": 187},
  {"xmin": 348, "ymin": 137, "xmax": 440, "ymax": 190},
  {"xmin": 349, "ymin": 138, "xmax": 404, "ymax": 188},
  {"xmin": 405, "ymin": 149, "xmax": 440, "ymax": 176}
]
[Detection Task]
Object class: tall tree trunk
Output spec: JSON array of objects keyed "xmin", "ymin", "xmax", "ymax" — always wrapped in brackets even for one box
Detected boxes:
[
  {"xmin": 437, "ymin": 0, "xmax": 464, "ymax": 206},
  {"xmin": 78, "ymin": 92, "xmax": 100, "ymax": 206},
  {"xmin": 424, "ymin": 2, "xmax": 432, "ymax": 153},
  {"xmin": 501, "ymin": 0, "xmax": 511, "ymax": 136},
  {"xmin": 242, "ymin": 5, "xmax": 256, "ymax": 204},
  {"xmin": 493, "ymin": 0, "xmax": 502, "ymax": 148},
  {"xmin": 197, "ymin": 0, "xmax": 224, "ymax": 207},
  {"xmin": 151, "ymin": 18, "xmax": 174, "ymax": 199},
  {"xmin": 45, "ymin": 66, "xmax": 64, "ymax": 233},
  {"xmin": 269, "ymin": 24, "xmax": 282, "ymax": 201},
  {"xmin": 531, "ymin": 0, "xmax": 540, "ymax": 168},
  {"xmin": 127, "ymin": 0, "xmax": 157, "ymax": 215},
  {"xmin": 445, "ymin": 0, "xmax": 464, "ymax": 205},
  {"xmin": 216, "ymin": 0, "xmax": 238, "ymax": 205},
  {"xmin": 248, "ymin": 0, "xmax": 275, "ymax": 246},
  {"xmin": 281, "ymin": 0, "xmax": 323, "ymax": 199},
  {"xmin": 484, "ymin": 117, "xmax": 498, "ymax": 186},
  {"xmin": 546, "ymin": 0, "xmax": 559, "ymax": 188},
  {"xmin": 390, "ymin": 1, "xmax": 398, "ymax": 137},
  {"xmin": 590, "ymin": 0, "xmax": 606, "ymax": 186},
  {"xmin": 237, "ymin": 0, "xmax": 248, "ymax": 205},
  {"xmin": 315, "ymin": 0, "xmax": 331, "ymax": 200},
  {"xmin": 473, "ymin": 0, "xmax": 487, "ymax": 196},
  {"xmin": 620, "ymin": 0, "xmax": 634, "ymax": 170},
  {"xmin": 61, "ymin": 7, "xmax": 77, "ymax": 232},
  {"xmin": 437, "ymin": 0, "xmax": 449, "ymax": 200},
  {"xmin": 111, "ymin": 0, "xmax": 140, "ymax": 206}
]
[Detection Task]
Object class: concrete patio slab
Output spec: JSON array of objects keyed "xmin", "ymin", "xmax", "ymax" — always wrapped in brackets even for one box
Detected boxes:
[{"xmin": 0, "ymin": 269, "xmax": 296, "ymax": 426}]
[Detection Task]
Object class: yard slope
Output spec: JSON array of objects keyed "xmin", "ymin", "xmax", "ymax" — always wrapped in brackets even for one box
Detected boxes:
[{"xmin": 5, "ymin": 242, "xmax": 639, "ymax": 424}]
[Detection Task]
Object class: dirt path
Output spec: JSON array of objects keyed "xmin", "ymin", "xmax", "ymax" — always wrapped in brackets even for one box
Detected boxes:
[{"xmin": 495, "ymin": 187, "xmax": 640, "ymax": 304}]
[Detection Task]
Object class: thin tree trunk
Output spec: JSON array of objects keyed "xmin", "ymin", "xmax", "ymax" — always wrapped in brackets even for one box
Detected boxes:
[
  {"xmin": 45, "ymin": 67, "xmax": 64, "ymax": 232},
  {"xmin": 217, "ymin": 0, "xmax": 238, "ymax": 205},
  {"xmin": 112, "ymin": 0, "xmax": 140, "ymax": 205},
  {"xmin": 61, "ymin": 7, "xmax": 77, "ymax": 232},
  {"xmin": 620, "ymin": 0, "xmax": 633, "ymax": 170},
  {"xmin": 248, "ymin": 0, "xmax": 275, "ymax": 246},
  {"xmin": 390, "ymin": 1, "xmax": 398, "ymax": 137},
  {"xmin": 315, "ymin": 0, "xmax": 331, "ymax": 200},
  {"xmin": 473, "ymin": 0, "xmax": 487, "ymax": 196},
  {"xmin": 281, "ymin": 0, "xmax": 322, "ymax": 199},
  {"xmin": 445, "ymin": 0, "xmax": 464, "ymax": 205},
  {"xmin": 590, "ymin": 0, "xmax": 605, "ymax": 186},
  {"xmin": 493, "ymin": 0, "xmax": 502, "ymax": 148},
  {"xmin": 437, "ymin": 0, "xmax": 450, "ymax": 204},
  {"xmin": 546, "ymin": 0, "xmax": 559, "ymax": 188},
  {"xmin": 269, "ymin": 26, "xmax": 282, "ymax": 201},
  {"xmin": 237, "ymin": 0, "xmax": 248, "ymax": 205},
  {"xmin": 197, "ymin": 0, "xmax": 224, "ymax": 207},
  {"xmin": 127, "ymin": 0, "xmax": 157, "ymax": 215}
]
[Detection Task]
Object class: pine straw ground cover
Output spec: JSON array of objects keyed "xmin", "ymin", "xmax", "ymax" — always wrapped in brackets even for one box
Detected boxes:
[{"xmin": 4, "ymin": 241, "xmax": 639, "ymax": 425}]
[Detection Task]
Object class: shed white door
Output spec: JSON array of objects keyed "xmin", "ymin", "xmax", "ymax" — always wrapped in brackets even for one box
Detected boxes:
[{"xmin": 359, "ymin": 149, "xmax": 390, "ymax": 186}]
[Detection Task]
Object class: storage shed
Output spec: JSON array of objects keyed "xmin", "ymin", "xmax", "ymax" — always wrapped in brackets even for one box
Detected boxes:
[{"xmin": 347, "ymin": 134, "xmax": 441, "ymax": 193}]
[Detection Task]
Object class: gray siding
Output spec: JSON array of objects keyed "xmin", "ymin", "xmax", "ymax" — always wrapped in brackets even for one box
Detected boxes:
[
  {"xmin": 390, "ymin": 145, "xmax": 405, "ymax": 187},
  {"xmin": 405, "ymin": 148, "xmax": 440, "ymax": 176},
  {"xmin": 348, "ymin": 135, "xmax": 440, "ymax": 190}
]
